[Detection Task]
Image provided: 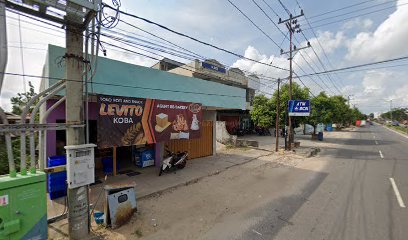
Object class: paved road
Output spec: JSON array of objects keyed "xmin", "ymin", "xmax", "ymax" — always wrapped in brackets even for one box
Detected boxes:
[{"xmin": 207, "ymin": 125, "xmax": 408, "ymax": 240}]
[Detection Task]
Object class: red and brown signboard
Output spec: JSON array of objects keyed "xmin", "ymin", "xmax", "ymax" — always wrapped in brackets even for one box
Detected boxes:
[{"xmin": 97, "ymin": 95, "xmax": 202, "ymax": 148}]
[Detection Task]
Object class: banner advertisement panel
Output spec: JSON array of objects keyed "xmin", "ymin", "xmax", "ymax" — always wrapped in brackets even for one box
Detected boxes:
[{"xmin": 97, "ymin": 95, "xmax": 202, "ymax": 148}]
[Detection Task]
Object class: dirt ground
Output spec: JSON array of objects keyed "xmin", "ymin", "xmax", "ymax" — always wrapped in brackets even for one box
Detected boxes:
[{"xmin": 89, "ymin": 151, "xmax": 309, "ymax": 240}]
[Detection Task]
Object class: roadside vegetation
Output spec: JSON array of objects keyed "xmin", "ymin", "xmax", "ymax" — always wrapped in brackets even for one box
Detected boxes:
[
  {"xmin": 250, "ymin": 82, "xmax": 365, "ymax": 133},
  {"xmin": 0, "ymin": 82, "xmax": 38, "ymax": 175}
]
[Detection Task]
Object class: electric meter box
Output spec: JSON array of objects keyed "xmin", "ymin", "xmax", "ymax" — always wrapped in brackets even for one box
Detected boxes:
[{"xmin": 64, "ymin": 144, "xmax": 96, "ymax": 189}]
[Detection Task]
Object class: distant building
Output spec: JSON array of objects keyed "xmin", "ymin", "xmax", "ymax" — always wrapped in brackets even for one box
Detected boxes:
[{"xmin": 156, "ymin": 58, "xmax": 261, "ymax": 134}]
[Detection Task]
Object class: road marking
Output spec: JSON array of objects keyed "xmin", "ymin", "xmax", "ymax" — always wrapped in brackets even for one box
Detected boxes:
[
  {"xmin": 383, "ymin": 125, "xmax": 408, "ymax": 139},
  {"xmin": 252, "ymin": 229, "xmax": 263, "ymax": 236},
  {"xmin": 373, "ymin": 135, "xmax": 376, "ymax": 139},
  {"xmin": 379, "ymin": 150, "xmax": 384, "ymax": 159},
  {"xmin": 375, "ymin": 140, "xmax": 379, "ymax": 145},
  {"xmin": 389, "ymin": 178, "xmax": 406, "ymax": 208}
]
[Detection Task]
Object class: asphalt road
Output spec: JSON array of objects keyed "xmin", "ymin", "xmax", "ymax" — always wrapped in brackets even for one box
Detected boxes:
[{"xmin": 218, "ymin": 124, "xmax": 408, "ymax": 240}]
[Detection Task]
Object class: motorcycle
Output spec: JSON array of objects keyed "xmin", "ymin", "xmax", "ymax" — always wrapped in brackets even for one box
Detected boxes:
[{"xmin": 158, "ymin": 148, "xmax": 188, "ymax": 176}]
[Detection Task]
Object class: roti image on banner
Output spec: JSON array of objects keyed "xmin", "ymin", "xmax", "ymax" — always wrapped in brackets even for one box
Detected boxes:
[{"xmin": 97, "ymin": 95, "xmax": 150, "ymax": 148}]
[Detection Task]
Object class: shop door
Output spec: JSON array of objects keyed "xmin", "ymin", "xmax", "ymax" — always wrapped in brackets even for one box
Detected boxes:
[{"xmin": 166, "ymin": 120, "xmax": 213, "ymax": 159}]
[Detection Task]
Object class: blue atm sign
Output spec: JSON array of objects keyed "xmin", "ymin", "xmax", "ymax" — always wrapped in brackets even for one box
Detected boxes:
[
  {"xmin": 288, "ymin": 100, "xmax": 310, "ymax": 116},
  {"xmin": 202, "ymin": 62, "xmax": 226, "ymax": 74}
]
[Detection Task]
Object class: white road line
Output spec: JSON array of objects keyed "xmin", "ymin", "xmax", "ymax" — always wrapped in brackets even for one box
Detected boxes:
[
  {"xmin": 375, "ymin": 140, "xmax": 379, "ymax": 145},
  {"xmin": 379, "ymin": 150, "xmax": 384, "ymax": 159},
  {"xmin": 373, "ymin": 135, "xmax": 376, "ymax": 139},
  {"xmin": 383, "ymin": 126, "xmax": 408, "ymax": 139},
  {"xmin": 389, "ymin": 178, "xmax": 406, "ymax": 208}
]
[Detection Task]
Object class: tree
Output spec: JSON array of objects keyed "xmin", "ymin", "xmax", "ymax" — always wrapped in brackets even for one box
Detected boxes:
[
  {"xmin": 381, "ymin": 108, "xmax": 408, "ymax": 121},
  {"xmin": 250, "ymin": 95, "xmax": 275, "ymax": 128},
  {"xmin": 0, "ymin": 82, "xmax": 38, "ymax": 175},
  {"xmin": 369, "ymin": 113, "xmax": 375, "ymax": 119},
  {"xmin": 307, "ymin": 92, "xmax": 333, "ymax": 133},
  {"xmin": 10, "ymin": 81, "xmax": 37, "ymax": 115},
  {"xmin": 331, "ymin": 95, "xmax": 352, "ymax": 126}
]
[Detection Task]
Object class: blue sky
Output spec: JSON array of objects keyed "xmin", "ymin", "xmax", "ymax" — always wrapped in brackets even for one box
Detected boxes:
[{"xmin": 2, "ymin": 0, "xmax": 408, "ymax": 115}]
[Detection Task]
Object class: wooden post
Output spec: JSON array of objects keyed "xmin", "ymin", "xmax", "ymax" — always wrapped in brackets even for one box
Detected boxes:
[{"xmin": 113, "ymin": 146, "xmax": 117, "ymax": 176}]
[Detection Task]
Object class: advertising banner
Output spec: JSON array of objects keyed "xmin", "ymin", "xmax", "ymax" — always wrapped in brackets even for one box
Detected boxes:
[
  {"xmin": 97, "ymin": 95, "xmax": 202, "ymax": 148},
  {"xmin": 149, "ymin": 99, "xmax": 202, "ymax": 143},
  {"xmin": 288, "ymin": 100, "xmax": 310, "ymax": 116},
  {"xmin": 97, "ymin": 95, "xmax": 149, "ymax": 148}
]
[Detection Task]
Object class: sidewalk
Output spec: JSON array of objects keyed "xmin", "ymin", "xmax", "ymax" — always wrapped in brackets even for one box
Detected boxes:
[
  {"xmin": 47, "ymin": 148, "xmax": 273, "ymax": 231},
  {"xmin": 238, "ymin": 133, "xmax": 321, "ymax": 156},
  {"xmin": 47, "ymin": 137, "xmax": 323, "ymax": 239}
]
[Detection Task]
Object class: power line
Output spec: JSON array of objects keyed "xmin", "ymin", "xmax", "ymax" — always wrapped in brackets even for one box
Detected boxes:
[
  {"xmin": 1, "ymin": 71, "xmax": 247, "ymax": 99},
  {"xmin": 102, "ymin": 3, "xmax": 289, "ymax": 71},
  {"xmin": 307, "ymin": 0, "xmax": 400, "ymax": 25},
  {"xmin": 248, "ymin": 0, "xmax": 337, "ymax": 94},
  {"xmin": 277, "ymin": 0, "xmax": 292, "ymax": 15},
  {"xmin": 300, "ymin": 7, "xmax": 347, "ymax": 89},
  {"xmin": 274, "ymin": 1, "xmax": 341, "ymax": 95},
  {"xmin": 118, "ymin": 19, "xmax": 282, "ymax": 83},
  {"xmin": 308, "ymin": 0, "xmax": 381, "ymax": 19},
  {"xmin": 7, "ymin": 9, "xmax": 281, "ymax": 87},
  {"xmin": 295, "ymin": 55, "xmax": 408, "ymax": 78},
  {"xmin": 226, "ymin": 0, "xmax": 281, "ymax": 48},
  {"xmin": 303, "ymin": 2, "xmax": 408, "ymax": 30}
]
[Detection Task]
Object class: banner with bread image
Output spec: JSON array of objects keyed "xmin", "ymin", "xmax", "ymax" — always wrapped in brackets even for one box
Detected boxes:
[
  {"xmin": 150, "ymin": 99, "xmax": 202, "ymax": 142},
  {"xmin": 97, "ymin": 95, "xmax": 202, "ymax": 148}
]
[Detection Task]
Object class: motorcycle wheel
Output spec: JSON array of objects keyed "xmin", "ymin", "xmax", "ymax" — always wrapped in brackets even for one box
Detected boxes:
[{"xmin": 176, "ymin": 161, "xmax": 186, "ymax": 169}]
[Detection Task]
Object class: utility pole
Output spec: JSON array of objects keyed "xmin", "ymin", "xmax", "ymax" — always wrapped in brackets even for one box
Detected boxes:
[
  {"xmin": 279, "ymin": 10, "xmax": 309, "ymax": 150},
  {"xmin": 390, "ymin": 99, "xmax": 393, "ymax": 122},
  {"xmin": 65, "ymin": 4, "xmax": 88, "ymax": 239},
  {"xmin": 348, "ymin": 95, "xmax": 353, "ymax": 108},
  {"xmin": 275, "ymin": 78, "xmax": 280, "ymax": 152}
]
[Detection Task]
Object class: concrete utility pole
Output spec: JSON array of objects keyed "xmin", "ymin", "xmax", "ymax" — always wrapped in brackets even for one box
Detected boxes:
[
  {"xmin": 0, "ymin": 0, "xmax": 7, "ymax": 93},
  {"xmin": 65, "ymin": 4, "xmax": 88, "ymax": 239},
  {"xmin": 275, "ymin": 78, "xmax": 281, "ymax": 152},
  {"xmin": 390, "ymin": 100, "xmax": 393, "ymax": 122},
  {"xmin": 279, "ymin": 10, "xmax": 309, "ymax": 150},
  {"xmin": 348, "ymin": 95, "xmax": 353, "ymax": 108}
]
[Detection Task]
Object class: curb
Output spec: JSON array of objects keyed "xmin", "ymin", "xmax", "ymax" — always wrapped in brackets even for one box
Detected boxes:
[
  {"xmin": 294, "ymin": 147, "xmax": 320, "ymax": 158},
  {"xmin": 137, "ymin": 152, "xmax": 273, "ymax": 200}
]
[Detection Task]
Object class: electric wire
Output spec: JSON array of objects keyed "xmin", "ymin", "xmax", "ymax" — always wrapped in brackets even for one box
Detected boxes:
[
  {"xmin": 226, "ymin": 0, "xmax": 281, "ymax": 48},
  {"xmin": 308, "ymin": 0, "xmax": 401, "ymax": 25},
  {"xmin": 295, "ymin": 55, "xmax": 408, "ymax": 78},
  {"xmin": 6, "ymin": 10, "xmax": 281, "ymax": 87},
  {"xmin": 303, "ymin": 1, "xmax": 408, "ymax": 30},
  {"xmin": 102, "ymin": 3, "xmax": 289, "ymax": 71},
  {"xmin": 0, "ymin": 71, "xmax": 247, "ymax": 99},
  {"xmin": 254, "ymin": 0, "xmax": 340, "ymax": 95}
]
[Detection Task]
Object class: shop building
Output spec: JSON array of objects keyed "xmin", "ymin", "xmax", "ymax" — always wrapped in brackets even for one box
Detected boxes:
[
  {"xmin": 154, "ymin": 58, "xmax": 260, "ymax": 134},
  {"xmin": 39, "ymin": 45, "xmax": 246, "ymax": 176}
]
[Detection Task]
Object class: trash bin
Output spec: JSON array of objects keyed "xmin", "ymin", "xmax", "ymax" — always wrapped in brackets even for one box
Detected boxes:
[
  {"xmin": 326, "ymin": 124, "xmax": 333, "ymax": 132},
  {"xmin": 318, "ymin": 132, "xmax": 324, "ymax": 141}
]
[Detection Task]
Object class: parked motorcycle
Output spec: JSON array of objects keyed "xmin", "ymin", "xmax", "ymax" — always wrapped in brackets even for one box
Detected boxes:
[{"xmin": 158, "ymin": 148, "xmax": 188, "ymax": 176}]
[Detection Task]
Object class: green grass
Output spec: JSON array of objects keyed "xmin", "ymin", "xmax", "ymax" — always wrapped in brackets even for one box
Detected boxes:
[{"xmin": 388, "ymin": 125, "xmax": 408, "ymax": 135}]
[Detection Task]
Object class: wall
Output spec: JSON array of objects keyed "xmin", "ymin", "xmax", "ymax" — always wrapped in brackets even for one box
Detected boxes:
[
  {"xmin": 216, "ymin": 121, "xmax": 237, "ymax": 145},
  {"xmin": 45, "ymin": 45, "xmax": 246, "ymax": 110},
  {"xmin": 45, "ymin": 99, "xmax": 98, "ymax": 158},
  {"xmin": 202, "ymin": 110, "xmax": 217, "ymax": 155}
]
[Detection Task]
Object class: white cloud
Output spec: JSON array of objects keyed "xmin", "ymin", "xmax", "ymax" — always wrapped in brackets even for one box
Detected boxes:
[
  {"xmin": 342, "ymin": 18, "xmax": 373, "ymax": 31},
  {"xmin": 346, "ymin": 0, "xmax": 408, "ymax": 62},
  {"xmin": 351, "ymin": 70, "xmax": 408, "ymax": 112}
]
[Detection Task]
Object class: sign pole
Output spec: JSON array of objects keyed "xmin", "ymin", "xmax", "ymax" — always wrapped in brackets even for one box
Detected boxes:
[{"xmin": 275, "ymin": 79, "xmax": 280, "ymax": 152}]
